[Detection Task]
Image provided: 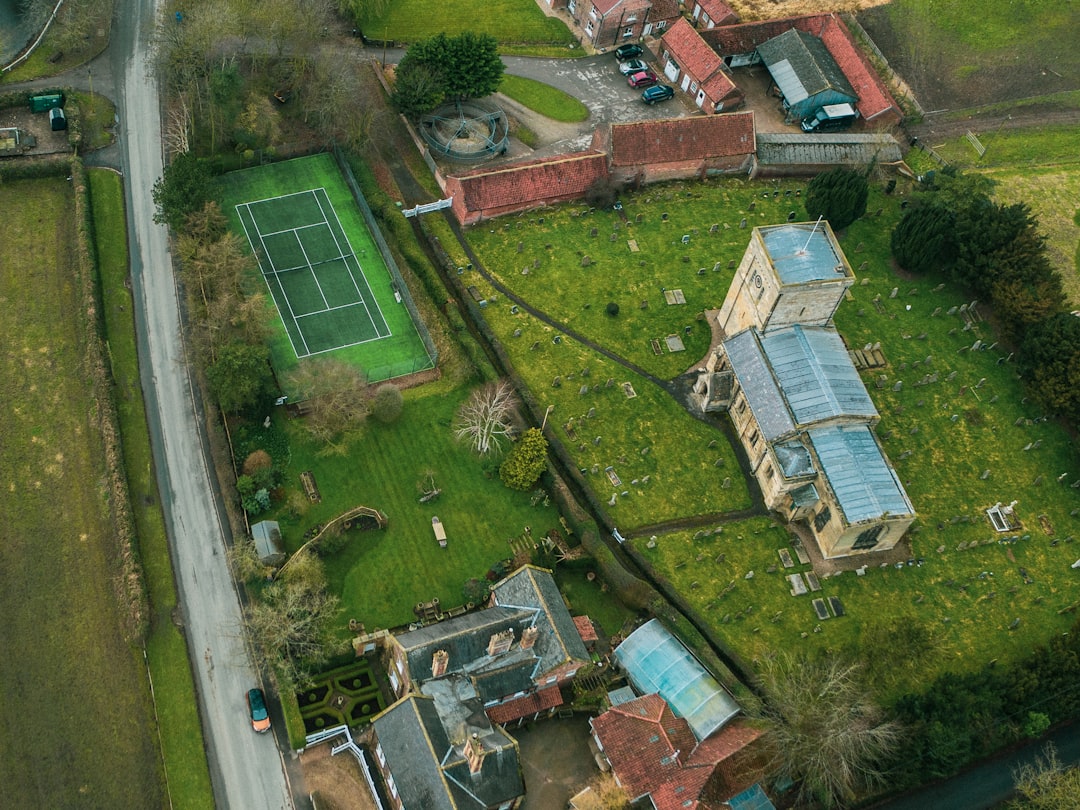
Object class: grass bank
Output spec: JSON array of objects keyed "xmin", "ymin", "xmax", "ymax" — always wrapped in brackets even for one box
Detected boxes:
[
  {"xmin": 88, "ymin": 168, "xmax": 215, "ymax": 808},
  {"xmin": 500, "ymin": 75, "xmax": 590, "ymax": 122},
  {"xmin": 0, "ymin": 173, "xmax": 163, "ymax": 807}
]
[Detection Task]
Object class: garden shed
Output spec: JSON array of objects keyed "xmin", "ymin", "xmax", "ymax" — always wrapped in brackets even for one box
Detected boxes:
[
  {"xmin": 756, "ymin": 28, "xmax": 857, "ymax": 124},
  {"xmin": 251, "ymin": 520, "xmax": 285, "ymax": 566}
]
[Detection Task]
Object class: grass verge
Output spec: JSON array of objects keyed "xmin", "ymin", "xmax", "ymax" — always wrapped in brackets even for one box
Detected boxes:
[
  {"xmin": 89, "ymin": 168, "xmax": 214, "ymax": 808},
  {"xmin": 500, "ymin": 75, "xmax": 590, "ymax": 122},
  {"xmin": 359, "ymin": 0, "xmax": 576, "ymax": 49}
]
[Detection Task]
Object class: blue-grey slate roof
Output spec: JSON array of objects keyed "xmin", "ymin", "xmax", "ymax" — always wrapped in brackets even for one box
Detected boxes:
[
  {"xmin": 492, "ymin": 565, "xmax": 590, "ymax": 670},
  {"xmin": 756, "ymin": 29, "xmax": 855, "ymax": 105},
  {"xmin": 759, "ymin": 325, "xmax": 878, "ymax": 426},
  {"xmin": 396, "ymin": 607, "xmax": 530, "ymax": 683},
  {"xmin": 774, "ymin": 441, "xmax": 815, "ymax": 478},
  {"xmin": 808, "ymin": 424, "xmax": 914, "ymax": 524},
  {"xmin": 723, "ymin": 329, "xmax": 795, "ymax": 441},
  {"xmin": 373, "ymin": 695, "xmax": 524, "ymax": 810},
  {"xmin": 760, "ymin": 223, "xmax": 847, "ymax": 285},
  {"xmin": 790, "ymin": 482, "xmax": 820, "ymax": 508}
]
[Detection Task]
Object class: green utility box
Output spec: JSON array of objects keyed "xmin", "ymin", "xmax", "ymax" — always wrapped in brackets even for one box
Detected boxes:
[{"xmin": 29, "ymin": 93, "xmax": 65, "ymax": 113}]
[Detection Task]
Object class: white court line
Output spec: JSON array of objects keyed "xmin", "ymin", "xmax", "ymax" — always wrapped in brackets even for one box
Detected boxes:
[
  {"xmin": 294, "ymin": 230, "xmax": 330, "ymax": 311},
  {"xmin": 294, "ymin": 300, "xmax": 371, "ymax": 319},
  {"xmin": 237, "ymin": 201, "xmax": 309, "ymax": 358},
  {"xmin": 313, "ymin": 188, "xmax": 391, "ymax": 339},
  {"xmin": 258, "ymin": 221, "xmax": 333, "ymax": 239}
]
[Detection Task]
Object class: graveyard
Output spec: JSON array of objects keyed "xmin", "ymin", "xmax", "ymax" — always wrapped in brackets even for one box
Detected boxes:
[{"xmin": 447, "ymin": 175, "xmax": 1080, "ymax": 694}]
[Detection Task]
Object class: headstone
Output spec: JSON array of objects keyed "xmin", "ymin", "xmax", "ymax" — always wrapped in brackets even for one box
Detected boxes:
[
  {"xmin": 581, "ymin": 256, "xmax": 591, "ymax": 267},
  {"xmin": 552, "ymin": 376, "xmax": 562, "ymax": 388},
  {"xmin": 893, "ymin": 381, "xmax": 903, "ymax": 392},
  {"xmin": 890, "ymin": 287, "xmax": 899, "ymax": 299},
  {"xmin": 947, "ymin": 306, "xmax": 958, "ymax": 315},
  {"xmin": 530, "ymin": 341, "xmax": 540, "ymax": 351},
  {"xmin": 579, "ymin": 385, "xmax": 588, "ymax": 396},
  {"xmin": 740, "ymin": 218, "xmax": 747, "ymax": 228},
  {"xmin": 587, "ymin": 407, "xmax": 596, "ymax": 418},
  {"xmin": 605, "ymin": 378, "xmax": 615, "ymax": 388},
  {"xmin": 728, "ymin": 259, "xmax": 736, "ymax": 269},
  {"xmin": 947, "ymin": 370, "xmax": 958, "ymax": 381},
  {"xmin": 931, "ymin": 307, "xmax": 942, "ymax": 317},
  {"xmin": 513, "ymin": 329, "xmax": 522, "ymax": 337},
  {"xmin": 593, "ymin": 436, "xmax": 601, "ymax": 445},
  {"xmin": 981, "ymin": 469, "xmax": 991, "ymax": 480},
  {"xmin": 749, "ymin": 201, "xmax": 756, "ymax": 210},
  {"xmin": 709, "ymin": 223, "xmax": 718, "ymax": 233},
  {"xmin": 517, "ymin": 241, "xmax": 524, "ymax": 253},
  {"xmin": 722, "ymin": 477, "xmax": 732, "ymax": 489},
  {"xmin": 590, "ymin": 227, "xmax": 598, "ymax": 237},
  {"xmin": 787, "ymin": 211, "xmax": 796, "ymax": 221}
]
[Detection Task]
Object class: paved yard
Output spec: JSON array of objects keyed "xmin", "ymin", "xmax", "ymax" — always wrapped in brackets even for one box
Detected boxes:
[{"xmin": 516, "ymin": 715, "xmax": 599, "ymax": 809}]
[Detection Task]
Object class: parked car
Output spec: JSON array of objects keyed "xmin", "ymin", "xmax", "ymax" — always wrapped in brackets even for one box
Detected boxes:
[
  {"xmin": 247, "ymin": 688, "xmax": 271, "ymax": 733},
  {"xmin": 641, "ymin": 84, "xmax": 676, "ymax": 104},
  {"xmin": 627, "ymin": 70, "xmax": 659, "ymax": 88},
  {"xmin": 618, "ymin": 59, "xmax": 648, "ymax": 76},
  {"xmin": 614, "ymin": 43, "xmax": 643, "ymax": 61}
]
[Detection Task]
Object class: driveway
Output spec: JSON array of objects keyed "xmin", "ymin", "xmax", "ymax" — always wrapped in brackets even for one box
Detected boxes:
[{"xmin": 515, "ymin": 716, "xmax": 600, "ymax": 809}]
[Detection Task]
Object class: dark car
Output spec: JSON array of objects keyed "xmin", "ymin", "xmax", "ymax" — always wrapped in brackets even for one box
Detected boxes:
[
  {"xmin": 247, "ymin": 688, "xmax": 271, "ymax": 733},
  {"xmin": 614, "ymin": 43, "xmax": 643, "ymax": 61},
  {"xmin": 641, "ymin": 84, "xmax": 676, "ymax": 104},
  {"xmin": 618, "ymin": 58, "xmax": 648, "ymax": 76},
  {"xmin": 627, "ymin": 70, "xmax": 659, "ymax": 88}
]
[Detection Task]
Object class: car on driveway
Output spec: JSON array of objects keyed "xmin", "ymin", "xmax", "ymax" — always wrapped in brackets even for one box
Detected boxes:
[
  {"xmin": 618, "ymin": 58, "xmax": 648, "ymax": 76},
  {"xmin": 614, "ymin": 43, "xmax": 643, "ymax": 61},
  {"xmin": 641, "ymin": 84, "xmax": 676, "ymax": 104},
  {"xmin": 627, "ymin": 70, "xmax": 659, "ymax": 88},
  {"xmin": 247, "ymin": 688, "xmax": 271, "ymax": 733}
]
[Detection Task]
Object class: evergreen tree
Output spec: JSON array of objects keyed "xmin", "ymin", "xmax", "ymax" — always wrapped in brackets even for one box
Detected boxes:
[
  {"xmin": 890, "ymin": 202, "xmax": 955, "ymax": 276},
  {"xmin": 499, "ymin": 427, "xmax": 548, "ymax": 490},
  {"xmin": 1020, "ymin": 312, "xmax": 1080, "ymax": 423},
  {"xmin": 804, "ymin": 166, "xmax": 869, "ymax": 231}
]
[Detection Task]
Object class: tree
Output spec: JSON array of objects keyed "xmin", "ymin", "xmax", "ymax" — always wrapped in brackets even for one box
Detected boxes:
[
  {"xmin": 804, "ymin": 167, "xmax": 869, "ymax": 231},
  {"xmin": 246, "ymin": 549, "xmax": 347, "ymax": 689},
  {"xmin": 499, "ymin": 427, "xmax": 548, "ymax": 490},
  {"xmin": 454, "ymin": 380, "xmax": 519, "ymax": 455},
  {"xmin": 391, "ymin": 59, "xmax": 446, "ymax": 116},
  {"xmin": 890, "ymin": 202, "xmax": 955, "ymax": 275},
  {"xmin": 567, "ymin": 772, "xmax": 631, "ymax": 810},
  {"xmin": 1020, "ymin": 313, "xmax": 1080, "ymax": 423},
  {"xmin": 206, "ymin": 341, "xmax": 273, "ymax": 413},
  {"xmin": 1009, "ymin": 744, "xmax": 1080, "ymax": 809},
  {"xmin": 753, "ymin": 651, "xmax": 903, "ymax": 808},
  {"xmin": 152, "ymin": 152, "xmax": 213, "ymax": 229},
  {"xmin": 371, "ymin": 383, "xmax": 404, "ymax": 424},
  {"xmin": 391, "ymin": 32, "xmax": 504, "ymax": 115},
  {"xmin": 284, "ymin": 359, "xmax": 370, "ymax": 449}
]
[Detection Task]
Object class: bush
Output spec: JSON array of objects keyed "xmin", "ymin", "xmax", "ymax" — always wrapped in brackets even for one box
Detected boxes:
[
  {"xmin": 499, "ymin": 428, "xmax": 549, "ymax": 490},
  {"xmin": 605, "ymin": 302, "xmax": 619, "ymax": 317},
  {"xmin": 371, "ymin": 383, "xmax": 404, "ymax": 423}
]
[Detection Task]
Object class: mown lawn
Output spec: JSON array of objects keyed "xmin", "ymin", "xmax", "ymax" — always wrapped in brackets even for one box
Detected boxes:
[
  {"xmin": 500, "ymin": 75, "xmax": 590, "ymax": 122},
  {"xmin": 361, "ymin": 0, "xmax": 577, "ymax": 53},
  {"xmin": 89, "ymin": 169, "xmax": 214, "ymax": 809},
  {"xmin": 0, "ymin": 176, "xmax": 163, "ymax": 808},
  {"xmin": 257, "ymin": 381, "xmax": 563, "ymax": 631}
]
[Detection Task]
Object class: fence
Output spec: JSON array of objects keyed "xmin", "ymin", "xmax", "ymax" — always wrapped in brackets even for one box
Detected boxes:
[{"xmin": 332, "ymin": 145, "xmax": 439, "ymax": 372}]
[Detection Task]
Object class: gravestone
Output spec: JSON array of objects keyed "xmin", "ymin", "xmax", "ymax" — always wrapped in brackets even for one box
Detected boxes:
[
  {"xmin": 787, "ymin": 211, "xmax": 796, "ymax": 221},
  {"xmin": 947, "ymin": 306, "xmax": 958, "ymax": 315},
  {"xmin": 739, "ymin": 218, "xmax": 747, "ymax": 228},
  {"xmin": 605, "ymin": 377, "xmax": 615, "ymax": 388},
  {"xmin": 893, "ymin": 381, "xmax": 903, "ymax": 392},
  {"xmin": 890, "ymin": 287, "xmax": 899, "ymax": 298},
  {"xmin": 593, "ymin": 436, "xmax": 601, "ymax": 445},
  {"xmin": 517, "ymin": 241, "xmax": 524, "ymax": 253},
  {"xmin": 513, "ymin": 329, "xmax": 522, "ymax": 337},
  {"xmin": 587, "ymin": 407, "xmax": 595, "ymax": 418},
  {"xmin": 530, "ymin": 341, "xmax": 540, "ymax": 351},
  {"xmin": 932, "ymin": 307, "xmax": 942, "ymax": 317},
  {"xmin": 581, "ymin": 256, "xmax": 591, "ymax": 267},
  {"xmin": 579, "ymin": 385, "xmax": 588, "ymax": 396},
  {"xmin": 722, "ymin": 477, "xmax": 731, "ymax": 489},
  {"xmin": 552, "ymin": 376, "xmax": 562, "ymax": 388},
  {"xmin": 590, "ymin": 227, "xmax": 598, "ymax": 237},
  {"xmin": 749, "ymin": 201, "xmax": 756, "ymax": 210},
  {"xmin": 709, "ymin": 223, "xmax": 718, "ymax": 233},
  {"xmin": 728, "ymin": 259, "xmax": 736, "ymax": 269},
  {"xmin": 981, "ymin": 469, "xmax": 991, "ymax": 480}
]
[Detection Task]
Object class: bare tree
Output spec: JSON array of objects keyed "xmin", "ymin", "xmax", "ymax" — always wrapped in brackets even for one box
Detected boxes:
[
  {"xmin": 454, "ymin": 380, "xmax": 518, "ymax": 455},
  {"xmin": 245, "ymin": 549, "xmax": 346, "ymax": 689},
  {"xmin": 1010, "ymin": 744, "xmax": 1080, "ymax": 810},
  {"xmin": 284, "ymin": 359, "xmax": 370, "ymax": 450},
  {"xmin": 752, "ymin": 651, "xmax": 903, "ymax": 808}
]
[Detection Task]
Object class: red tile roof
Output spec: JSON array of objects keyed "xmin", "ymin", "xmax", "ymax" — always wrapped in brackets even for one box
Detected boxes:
[
  {"xmin": 701, "ymin": 14, "xmax": 899, "ymax": 123},
  {"xmin": 694, "ymin": 0, "xmax": 738, "ymax": 26},
  {"xmin": 660, "ymin": 19, "xmax": 739, "ymax": 105},
  {"xmin": 608, "ymin": 112, "xmax": 755, "ymax": 166},
  {"xmin": 593, "ymin": 697, "xmax": 763, "ymax": 810},
  {"xmin": 591, "ymin": 0, "xmax": 650, "ymax": 18},
  {"xmin": 573, "ymin": 615, "xmax": 599, "ymax": 643},
  {"xmin": 485, "ymin": 685, "xmax": 563, "ymax": 725},
  {"xmin": 449, "ymin": 152, "xmax": 609, "ymax": 215},
  {"xmin": 648, "ymin": 0, "xmax": 681, "ymax": 25}
]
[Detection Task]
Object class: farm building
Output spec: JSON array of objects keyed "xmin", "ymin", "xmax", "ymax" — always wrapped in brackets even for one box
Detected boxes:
[
  {"xmin": 707, "ymin": 223, "xmax": 915, "ymax": 559},
  {"xmin": 659, "ymin": 18, "xmax": 744, "ymax": 114},
  {"xmin": 250, "ymin": 520, "xmax": 285, "ymax": 566},
  {"xmin": 755, "ymin": 28, "xmax": 858, "ymax": 124}
]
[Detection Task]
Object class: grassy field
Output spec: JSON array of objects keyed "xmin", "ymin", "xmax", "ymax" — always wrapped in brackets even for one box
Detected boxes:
[
  {"xmin": 216, "ymin": 153, "xmax": 435, "ymax": 390},
  {"xmin": 255, "ymin": 381, "xmax": 563, "ymax": 631},
  {"xmin": 500, "ymin": 75, "xmax": 590, "ymax": 122},
  {"xmin": 0, "ymin": 176, "xmax": 164, "ymax": 807},
  {"xmin": 360, "ymin": 0, "xmax": 578, "ymax": 53},
  {"xmin": 89, "ymin": 169, "xmax": 215, "ymax": 808}
]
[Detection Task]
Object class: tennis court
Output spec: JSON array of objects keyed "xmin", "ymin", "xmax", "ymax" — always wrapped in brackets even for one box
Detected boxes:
[
  {"xmin": 237, "ymin": 187, "xmax": 391, "ymax": 358},
  {"xmin": 217, "ymin": 153, "xmax": 436, "ymax": 394}
]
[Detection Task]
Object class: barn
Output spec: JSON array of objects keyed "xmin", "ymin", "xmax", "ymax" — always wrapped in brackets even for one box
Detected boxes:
[{"xmin": 755, "ymin": 28, "xmax": 858, "ymax": 125}]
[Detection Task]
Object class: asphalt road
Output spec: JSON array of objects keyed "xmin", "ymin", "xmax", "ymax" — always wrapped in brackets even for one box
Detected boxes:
[{"xmin": 112, "ymin": 0, "xmax": 295, "ymax": 807}]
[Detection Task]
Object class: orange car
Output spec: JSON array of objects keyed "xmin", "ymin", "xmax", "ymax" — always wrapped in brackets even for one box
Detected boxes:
[{"xmin": 247, "ymin": 688, "xmax": 271, "ymax": 733}]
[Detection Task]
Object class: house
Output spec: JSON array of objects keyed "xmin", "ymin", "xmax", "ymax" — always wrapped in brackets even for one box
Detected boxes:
[
  {"xmin": 708, "ymin": 222, "xmax": 915, "ymax": 558},
  {"xmin": 755, "ymin": 28, "xmax": 858, "ymax": 124},
  {"xmin": 594, "ymin": 112, "xmax": 756, "ymax": 184},
  {"xmin": 613, "ymin": 619, "xmax": 741, "ymax": 740},
  {"xmin": 690, "ymin": 0, "xmax": 738, "ymax": 30},
  {"xmin": 250, "ymin": 520, "xmax": 285, "ymax": 566},
  {"xmin": 702, "ymin": 14, "xmax": 902, "ymax": 125},
  {"xmin": 383, "ymin": 565, "xmax": 591, "ymax": 724},
  {"xmin": 590, "ymin": 694, "xmax": 768, "ymax": 810},
  {"xmin": 371, "ymin": 693, "xmax": 525, "ymax": 809},
  {"xmin": 659, "ymin": 18, "xmax": 743, "ymax": 114},
  {"xmin": 567, "ymin": 0, "xmax": 652, "ymax": 50}
]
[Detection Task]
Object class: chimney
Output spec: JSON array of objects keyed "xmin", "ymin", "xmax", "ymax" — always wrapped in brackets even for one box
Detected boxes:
[
  {"xmin": 520, "ymin": 626, "xmax": 539, "ymax": 650},
  {"xmin": 431, "ymin": 649, "xmax": 449, "ymax": 678},
  {"xmin": 487, "ymin": 629, "xmax": 514, "ymax": 657},
  {"xmin": 466, "ymin": 733, "xmax": 485, "ymax": 774}
]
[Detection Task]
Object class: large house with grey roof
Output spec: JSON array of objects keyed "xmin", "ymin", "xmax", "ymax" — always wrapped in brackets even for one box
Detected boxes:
[
  {"xmin": 704, "ymin": 222, "xmax": 915, "ymax": 558},
  {"xmin": 370, "ymin": 566, "xmax": 591, "ymax": 808}
]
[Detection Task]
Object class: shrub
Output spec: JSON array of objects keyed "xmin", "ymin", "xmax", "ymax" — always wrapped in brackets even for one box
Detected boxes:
[
  {"xmin": 606, "ymin": 302, "xmax": 619, "ymax": 317},
  {"xmin": 499, "ymin": 427, "xmax": 549, "ymax": 490},
  {"xmin": 371, "ymin": 383, "xmax": 404, "ymax": 424}
]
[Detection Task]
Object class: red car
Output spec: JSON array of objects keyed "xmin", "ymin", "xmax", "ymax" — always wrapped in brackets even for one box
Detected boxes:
[{"xmin": 627, "ymin": 70, "xmax": 658, "ymax": 88}]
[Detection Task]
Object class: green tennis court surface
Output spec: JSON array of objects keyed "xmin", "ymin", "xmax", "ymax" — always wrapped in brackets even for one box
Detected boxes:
[
  {"xmin": 217, "ymin": 154, "xmax": 435, "ymax": 395},
  {"xmin": 237, "ymin": 187, "xmax": 391, "ymax": 357}
]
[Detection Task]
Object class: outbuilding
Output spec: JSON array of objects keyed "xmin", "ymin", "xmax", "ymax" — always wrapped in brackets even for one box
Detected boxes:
[
  {"xmin": 251, "ymin": 520, "xmax": 285, "ymax": 566},
  {"xmin": 755, "ymin": 28, "xmax": 858, "ymax": 124}
]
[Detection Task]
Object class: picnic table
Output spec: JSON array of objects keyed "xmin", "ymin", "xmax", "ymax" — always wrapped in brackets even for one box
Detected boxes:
[{"xmin": 432, "ymin": 516, "xmax": 447, "ymax": 548}]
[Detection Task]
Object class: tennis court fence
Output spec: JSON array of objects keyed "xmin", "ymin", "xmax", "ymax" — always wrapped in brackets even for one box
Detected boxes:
[{"xmin": 333, "ymin": 146, "xmax": 438, "ymax": 371}]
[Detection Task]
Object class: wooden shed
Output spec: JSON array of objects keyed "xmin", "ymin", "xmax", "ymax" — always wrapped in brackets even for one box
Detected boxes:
[{"xmin": 251, "ymin": 520, "xmax": 286, "ymax": 566}]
